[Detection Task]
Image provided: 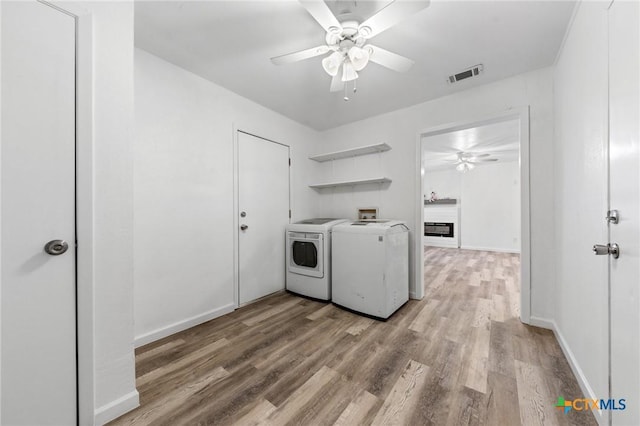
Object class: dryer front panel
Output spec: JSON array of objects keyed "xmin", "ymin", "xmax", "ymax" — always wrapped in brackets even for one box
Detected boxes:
[{"xmin": 287, "ymin": 232, "xmax": 324, "ymax": 278}]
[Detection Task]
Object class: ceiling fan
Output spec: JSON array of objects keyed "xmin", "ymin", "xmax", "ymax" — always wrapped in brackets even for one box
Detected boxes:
[
  {"xmin": 445, "ymin": 151, "xmax": 498, "ymax": 172},
  {"xmin": 270, "ymin": 0, "xmax": 430, "ymax": 97}
]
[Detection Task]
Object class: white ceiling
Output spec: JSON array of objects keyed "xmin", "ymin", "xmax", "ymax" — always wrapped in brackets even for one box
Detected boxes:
[
  {"xmin": 135, "ymin": 0, "xmax": 575, "ymax": 131},
  {"xmin": 422, "ymin": 118, "xmax": 520, "ymax": 172}
]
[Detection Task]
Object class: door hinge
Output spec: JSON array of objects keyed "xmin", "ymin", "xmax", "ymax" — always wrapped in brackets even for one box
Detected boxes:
[
  {"xmin": 289, "ymin": 209, "xmax": 292, "ymax": 218},
  {"xmin": 289, "ymin": 158, "xmax": 291, "ymax": 166}
]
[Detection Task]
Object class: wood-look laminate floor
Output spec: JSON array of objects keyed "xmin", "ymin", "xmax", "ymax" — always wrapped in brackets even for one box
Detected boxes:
[{"xmin": 111, "ymin": 247, "xmax": 596, "ymax": 426}]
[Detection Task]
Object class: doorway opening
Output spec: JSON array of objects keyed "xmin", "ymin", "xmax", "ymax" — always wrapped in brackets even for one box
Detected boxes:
[{"xmin": 415, "ymin": 108, "xmax": 531, "ymax": 324}]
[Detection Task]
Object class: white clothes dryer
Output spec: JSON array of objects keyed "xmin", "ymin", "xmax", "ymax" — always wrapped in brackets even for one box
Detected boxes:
[{"xmin": 285, "ymin": 218, "xmax": 349, "ymax": 300}]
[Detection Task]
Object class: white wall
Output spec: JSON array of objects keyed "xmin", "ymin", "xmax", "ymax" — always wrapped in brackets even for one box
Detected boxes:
[
  {"xmin": 423, "ymin": 169, "xmax": 460, "ymax": 200},
  {"xmin": 460, "ymin": 161, "xmax": 520, "ymax": 252},
  {"xmin": 134, "ymin": 49, "xmax": 321, "ymax": 346},
  {"xmin": 423, "ymin": 161, "xmax": 520, "ymax": 253},
  {"xmin": 74, "ymin": 3, "xmax": 138, "ymax": 424},
  {"xmin": 553, "ymin": 1, "xmax": 609, "ymax": 422},
  {"xmin": 318, "ymin": 68, "xmax": 554, "ymax": 317}
]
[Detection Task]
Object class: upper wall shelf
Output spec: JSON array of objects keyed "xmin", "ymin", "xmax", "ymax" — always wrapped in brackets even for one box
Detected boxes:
[
  {"xmin": 309, "ymin": 143, "xmax": 391, "ymax": 162},
  {"xmin": 308, "ymin": 177, "xmax": 392, "ymax": 189}
]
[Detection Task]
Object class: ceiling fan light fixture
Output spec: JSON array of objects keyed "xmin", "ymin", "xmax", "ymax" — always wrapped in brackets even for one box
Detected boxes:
[
  {"xmin": 456, "ymin": 161, "xmax": 475, "ymax": 173},
  {"xmin": 347, "ymin": 46, "xmax": 370, "ymax": 71},
  {"xmin": 321, "ymin": 51, "xmax": 344, "ymax": 76},
  {"xmin": 271, "ymin": 0, "xmax": 427, "ymax": 95},
  {"xmin": 359, "ymin": 25, "xmax": 372, "ymax": 37},
  {"xmin": 341, "ymin": 61, "xmax": 358, "ymax": 82}
]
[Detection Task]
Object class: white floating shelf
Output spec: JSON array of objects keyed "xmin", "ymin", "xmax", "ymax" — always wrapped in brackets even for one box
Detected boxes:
[
  {"xmin": 309, "ymin": 143, "xmax": 391, "ymax": 162},
  {"xmin": 308, "ymin": 177, "xmax": 392, "ymax": 189}
]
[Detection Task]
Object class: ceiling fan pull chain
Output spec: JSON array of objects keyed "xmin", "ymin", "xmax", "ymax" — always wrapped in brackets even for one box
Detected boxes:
[
  {"xmin": 344, "ymin": 83, "xmax": 350, "ymax": 101},
  {"xmin": 353, "ymin": 79, "xmax": 357, "ymax": 93}
]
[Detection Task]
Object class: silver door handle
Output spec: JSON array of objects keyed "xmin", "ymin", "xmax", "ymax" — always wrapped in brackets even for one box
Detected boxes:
[
  {"xmin": 44, "ymin": 239, "xmax": 69, "ymax": 256},
  {"xmin": 592, "ymin": 243, "xmax": 620, "ymax": 259},
  {"xmin": 240, "ymin": 224, "xmax": 248, "ymax": 231},
  {"xmin": 606, "ymin": 210, "xmax": 619, "ymax": 224}
]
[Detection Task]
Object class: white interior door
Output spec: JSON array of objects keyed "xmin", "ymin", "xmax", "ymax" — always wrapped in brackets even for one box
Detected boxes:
[
  {"xmin": 1, "ymin": 2, "xmax": 77, "ymax": 424},
  {"xmin": 609, "ymin": 1, "xmax": 639, "ymax": 424},
  {"xmin": 238, "ymin": 131, "xmax": 290, "ymax": 305}
]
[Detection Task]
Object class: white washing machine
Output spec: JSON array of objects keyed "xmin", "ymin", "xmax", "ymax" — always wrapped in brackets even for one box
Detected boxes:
[
  {"xmin": 332, "ymin": 220, "xmax": 409, "ymax": 319},
  {"xmin": 286, "ymin": 218, "xmax": 349, "ymax": 300}
]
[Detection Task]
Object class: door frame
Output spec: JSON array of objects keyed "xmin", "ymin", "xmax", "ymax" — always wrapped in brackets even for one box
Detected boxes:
[
  {"xmin": 43, "ymin": 2, "xmax": 95, "ymax": 424},
  {"xmin": 414, "ymin": 106, "xmax": 532, "ymax": 324},
  {"xmin": 232, "ymin": 126, "xmax": 291, "ymax": 308}
]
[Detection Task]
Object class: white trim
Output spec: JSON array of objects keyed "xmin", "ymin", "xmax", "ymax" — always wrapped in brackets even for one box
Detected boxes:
[
  {"xmin": 134, "ymin": 303, "xmax": 235, "ymax": 348},
  {"xmin": 233, "ymin": 125, "xmax": 240, "ymax": 308},
  {"xmin": 40, "ymin": 2, "xmax": 96, "ymax": 424},
  {"xmin": 416, "ymin": 106, "xmax": 532, "ymax": 324},
  {"xmin": 72, "ymin": 9, "xmax": 95, "ymax": 426},
  {"xmin": 0, "ymin": 3, "xmax": 4, "ymax": 422},
  {"xmin": 528, "ymin": 316, "xmax": 554, "ymax": 330},
  {"xmin": 519, "ymin": 107, "xmax": 532, "ymax": 324},
  {"xmin": 459, "ymin": 245, "xmax": 521, "ymax": 254},
  {"xmin": 93, "ymin": 390, "xmax": 140, "ymax": 426},
  {"xmin": 414, "ymin": 131, "xmax": 424, "ymax": 300},
  {"xmin": 554, "ymin": 1, "xmax": 582, "ymax": 66}
]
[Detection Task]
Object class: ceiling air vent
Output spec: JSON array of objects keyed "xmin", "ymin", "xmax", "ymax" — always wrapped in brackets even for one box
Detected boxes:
[{"xmin": 447, "ymin": 64, "xmax": 484, "ymax": 84}]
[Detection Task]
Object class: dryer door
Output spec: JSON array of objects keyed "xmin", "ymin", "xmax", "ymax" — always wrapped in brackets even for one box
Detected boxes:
[{"xmin": 287, "ymin": 232, "xmax": 324, "ymax": 278}]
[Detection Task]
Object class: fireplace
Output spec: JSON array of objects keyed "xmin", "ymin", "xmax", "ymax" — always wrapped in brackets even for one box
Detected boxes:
[
  {"xmin": 424, "ymin": 201, "xmax": 460, "ymax": 248},
  {"xmin": 424, "ymin": 222, "xmax": 454, "ymax": 238}
]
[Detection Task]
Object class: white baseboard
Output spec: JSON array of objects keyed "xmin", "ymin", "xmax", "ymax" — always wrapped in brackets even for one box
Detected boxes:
[
  {"xmin": 134, "ymin": 303, "xmax": 236, "ymax": 348},
  {"xmin": 531, "ymin": 317, "xmax": 606, "ymax": 426},
  {"xmin": 94, "ymin": 389, "xmax": 139, "ymax": 426},
  {"xmin": 460, "ymin": 245, "xmax": 520, "ymax": 254},
  {"xmin": 528, "ymin": 315, "xmax": 554, "ymax": 329}
]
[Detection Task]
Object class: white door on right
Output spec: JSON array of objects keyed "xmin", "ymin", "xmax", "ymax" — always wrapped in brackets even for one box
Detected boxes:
[
  {"xmin": 237, "ymin": 131, "xmax": 290, "ymax": 305},
  {"xmin": 609, "ymin": 1, "xmax": 639, "ymax": 424}
]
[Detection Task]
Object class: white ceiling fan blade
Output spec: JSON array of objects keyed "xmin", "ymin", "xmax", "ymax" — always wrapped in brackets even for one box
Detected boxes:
[
  {"xmin": 270, "ymin": 45, "xmax": 329, "ymax": 65},
  {"xmin": 367, "ymin": 45, "xmax": 414, "ymax": 72},
  {"xmin": 461, "ymin": 152, "xmax": 490, "ymax": 158},
  {"xmin": 468, "ymin": 158, "xmax": 498, "ymax": 164},
  {"xmin": 330, "ymin": 70, "xmax": 344, "ymax": 92},
  {"xmin": 299, "ymin": 0, "xmax": 342, "ymax": 34},
  {"xmin": 359, "ymin": 0, "xmax": 430, "ymax": 39}
]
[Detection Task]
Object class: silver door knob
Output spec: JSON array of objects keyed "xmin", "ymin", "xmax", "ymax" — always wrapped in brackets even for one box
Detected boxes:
[
  {"xmin": 240, "ymin": 224, "xmax": 248, "ymax": 231},
  {"xmin": 592, "ymin": 243, "xmax": 620, "ymax": 259},
  {"xmin": 606, "ymin": 210, "xmax": 619, "ymax": 224},
  {"xmin": 44, "ymin": 240, "xmax": 69, "ymax": 256}
]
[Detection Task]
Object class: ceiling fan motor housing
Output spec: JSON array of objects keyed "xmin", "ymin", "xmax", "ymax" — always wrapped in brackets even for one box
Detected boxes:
[{"xmin": 325, "ymin": 20, "xmax": 366, "ymax": 49}]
